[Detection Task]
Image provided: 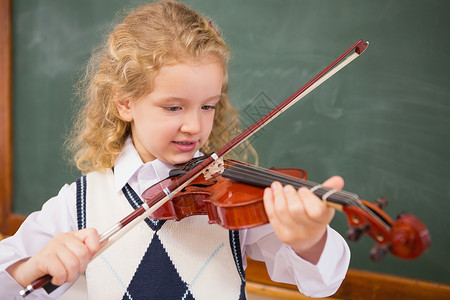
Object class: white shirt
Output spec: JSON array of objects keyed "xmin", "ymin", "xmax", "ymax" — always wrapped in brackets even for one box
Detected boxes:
[{"xmin": 0, "ymin": 138, "xmax": 350, "ymax": 299}]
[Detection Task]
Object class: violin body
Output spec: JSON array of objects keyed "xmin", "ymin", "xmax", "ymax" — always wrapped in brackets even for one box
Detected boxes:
[
  {"xmin": 142, "ymin": 158, "xmax": 430, "ymax": 261},
  {"xmin": 143, "ymin": 160, "xmax": 307, "ymax": 230}
]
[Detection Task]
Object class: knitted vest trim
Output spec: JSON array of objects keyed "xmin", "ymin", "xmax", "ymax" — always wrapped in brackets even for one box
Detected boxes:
[
  {"xmin": 121, "ymin": 183, "xmax": 165, "ymax": 231},
  {"xmin": 76, "ymin": 175, "xmax": 87, "ymax": 230}
]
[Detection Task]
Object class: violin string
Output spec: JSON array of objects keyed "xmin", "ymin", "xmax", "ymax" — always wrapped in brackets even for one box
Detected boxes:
[
  {"xmin": 222, "ymin": 162, "xmax": 390, "ymax": 229},
  {"xmin": 222, "ymin": 161, "xmax": 349, "ymax": 203},
  {"xmin": 227, "ymin": 162, "xmax": 394, "ymax": 232},
  {"xmin": 240, "ymin": 163, "xmax": 390, "ymax": 228},
  {"xmin": 222, "ymin": 162, "xmax": 373, "ymax": 215}
]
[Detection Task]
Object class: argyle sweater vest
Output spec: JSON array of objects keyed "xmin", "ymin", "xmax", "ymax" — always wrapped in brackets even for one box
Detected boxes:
[{"xmin": 76, "ymin": 170, "xmax": 246, "ymax": 299}]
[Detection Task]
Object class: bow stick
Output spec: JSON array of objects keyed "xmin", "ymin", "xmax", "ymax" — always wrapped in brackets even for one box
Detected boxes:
[{"xmin": 20, "ymin": 39, "xmax": 369, "ymax": 296}]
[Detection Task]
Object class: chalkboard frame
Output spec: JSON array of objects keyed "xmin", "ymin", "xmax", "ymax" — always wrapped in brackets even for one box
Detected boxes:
[{"xmin": 0, "ymin": 0, "xmax": 25, "ymax": 236}]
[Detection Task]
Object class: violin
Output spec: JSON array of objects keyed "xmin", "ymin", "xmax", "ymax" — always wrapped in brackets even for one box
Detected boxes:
[
  {"xmin": 143, "ymin": 158, "xmax": 430, "ymax": 261},
  {"xmin": 21, "ymin": 39, "xmax": 430, "ymax": 296}
]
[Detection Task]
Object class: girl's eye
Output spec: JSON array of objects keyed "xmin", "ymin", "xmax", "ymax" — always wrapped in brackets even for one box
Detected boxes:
[
  {"xmin": 202, "ymin": 105, "xmax": 216, "ymax": 111},
  {"xmin": 165, "ymin": 106, "xmax": 181, "ymax": 112}
]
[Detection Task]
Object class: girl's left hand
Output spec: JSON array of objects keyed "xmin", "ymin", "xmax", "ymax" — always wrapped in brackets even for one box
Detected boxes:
[{"xmin": 263, "ymin": 176, "xmax": 344, "ymax": 264}]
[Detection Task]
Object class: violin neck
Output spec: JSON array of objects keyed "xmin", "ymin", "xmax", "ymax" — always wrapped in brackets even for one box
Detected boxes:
[{"xmin": 222, "ymin": 164, "xmax": 359, "ymax": 209}]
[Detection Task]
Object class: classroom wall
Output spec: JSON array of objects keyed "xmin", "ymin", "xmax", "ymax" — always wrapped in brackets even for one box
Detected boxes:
[{"xmin": 11, "ymin": 0, "xmax": 450, "ymax": 284}]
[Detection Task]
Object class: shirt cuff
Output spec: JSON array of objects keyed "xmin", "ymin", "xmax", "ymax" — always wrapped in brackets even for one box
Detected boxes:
[
  {"xmin": 1, "ymin": 266, "xmax": 64, "ymax": 299},
  {"xmin": 0, "ymin": 268, "xmax": 25, "ymax": 298},
  {"xmin": 285, "ymin": 226, "xmax": 350, "ymax": 297},
  {"xmin": 0, "ymin": 269, "xmax": 53, "ymax": 299}
]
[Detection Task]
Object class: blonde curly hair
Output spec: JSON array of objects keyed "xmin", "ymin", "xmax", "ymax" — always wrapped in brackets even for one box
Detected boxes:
[{"xmin": 66, "ymin": 0, "xmax": 251, "ymax": 173}]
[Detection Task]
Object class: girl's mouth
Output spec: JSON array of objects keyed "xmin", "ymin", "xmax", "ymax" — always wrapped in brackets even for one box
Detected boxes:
[{"xmin": 172, "ymin": 140, "xmax": 197, "ymax": 152}]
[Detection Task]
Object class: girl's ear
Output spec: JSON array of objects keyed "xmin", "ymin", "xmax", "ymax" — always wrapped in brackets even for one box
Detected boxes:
[{"xmin": 115, "ymin": 99, "xmax": 134, "ymax": 122}]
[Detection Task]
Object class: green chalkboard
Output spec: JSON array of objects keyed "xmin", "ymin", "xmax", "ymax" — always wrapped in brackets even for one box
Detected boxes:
[{"xmin": 12, "ymin": 0, "xmax": 450, "ymax": 285}]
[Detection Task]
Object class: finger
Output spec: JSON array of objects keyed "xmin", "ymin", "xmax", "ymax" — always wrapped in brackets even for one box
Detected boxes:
[
  {"xmin": 284, "ymin": 184, "xmax": 306, "ymax": 223},
  {"xmin": 74, "ymin": 228, "xmax": 101, "ymax": 256},
  {"xmin": 54, "ymin": 246, "xmax": 81, "ymax": 283},
  {"xmin": 298, "ymin": 187, "xmax": 335, "ymax": 224},
  {"xmin": 62, "ymin": 237, "xmax": 91, "ymax": 273},
  {"xmin": 47, "ymin": 258, "xmax": 68, "ymax": 286},
  {"xmin": 28, "ymin": 250, "xmax": 67, "ymax": 286},
  {"xmin": 271, "ymin": 181, "xmax": 288, "ymax": 215},
  {"xmin": 43, "ymin": 246, "xmax": 76, "ymax": 285},
  {"xmin": 263, "ymin": 187, "xmax": 277, "ymax": 223},
  {"xmin": 263, "ymin": 185, "xmax": 289, "ymax": 231},
  {"xmin": 322, "ymin": 175, "xmax": 344, "ymax": 190}
]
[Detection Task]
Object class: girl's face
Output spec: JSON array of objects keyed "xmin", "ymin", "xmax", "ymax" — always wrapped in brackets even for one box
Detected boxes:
[{"xmin": 116, "ymin": 59, "xmax": 224, "ymax": 164}]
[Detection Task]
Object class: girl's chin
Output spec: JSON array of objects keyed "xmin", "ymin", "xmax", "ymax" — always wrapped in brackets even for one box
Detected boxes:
[{"xmin": 162, "ymin": 152, "xmax": 198, "ymax": 166}]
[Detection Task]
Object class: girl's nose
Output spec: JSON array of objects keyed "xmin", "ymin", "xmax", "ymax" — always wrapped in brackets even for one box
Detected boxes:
[{"xmin": 180, "ymin": 111, "xmax": 201, "ymax": 135}]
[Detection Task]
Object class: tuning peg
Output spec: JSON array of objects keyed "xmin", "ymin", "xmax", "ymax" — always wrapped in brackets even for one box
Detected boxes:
[
  {"xmin": 346, "ymin": 225, "xmax": 367, "ymax": 242},
  {"xmin": 370, "ymin": 244, "xmax": 390, "ymax": 262},
  {"xmin": 396, "ymin": 212, "xmax": 408, "ymax": 220},
  {"xmin": 375, "ymin": 197, "xmax": 388, "ymax": 209}
]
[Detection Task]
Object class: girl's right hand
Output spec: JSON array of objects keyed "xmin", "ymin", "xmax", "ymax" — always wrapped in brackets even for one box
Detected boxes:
[{"xmin": 7, "ymin": 228, "xmax": 101, "ymax": 287}]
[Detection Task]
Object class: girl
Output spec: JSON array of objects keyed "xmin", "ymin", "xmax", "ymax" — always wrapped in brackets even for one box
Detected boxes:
[{"xmin": 0, "ymin": 1, "xmax": 350, "ymax": 299}]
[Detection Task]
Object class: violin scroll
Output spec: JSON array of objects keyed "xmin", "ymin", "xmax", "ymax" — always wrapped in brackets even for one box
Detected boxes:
[
  {"xmin": 343, "ymin": 197, "xmax": 430, "ymax": 262},
  {"xmin": 389, "ymin": 213, "xmax": 430, "ymax": 260}
]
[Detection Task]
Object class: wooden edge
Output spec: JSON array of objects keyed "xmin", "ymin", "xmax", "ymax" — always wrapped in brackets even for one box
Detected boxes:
[
  {"xmin": 7, "ymin": 214, "xmax": 26, "ymax": 235},
  {"xmin": 337, "ymin": 268, "xmax": 450, "ymax": 300},
  {"xmin": 246, "ymin": 281, "xmax": 343, "ymax": 300},
  {"xmin": 0, "ymin": 0, "xmax": 13, "ymax": 234},
  {"xmin": 246, "ymin": 259, "xmax": 450, "ymax": 300}
]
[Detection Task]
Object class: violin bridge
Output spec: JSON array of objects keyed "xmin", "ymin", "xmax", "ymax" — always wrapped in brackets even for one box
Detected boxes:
[{"xmin": 203, "ymin": 157, "xmax": 225, "ymax": 180}]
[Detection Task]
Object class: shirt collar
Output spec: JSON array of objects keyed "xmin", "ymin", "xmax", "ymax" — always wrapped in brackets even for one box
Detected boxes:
[
  {"xmin": 114, "ymin": 137, "xmax": 144, "ymax": 192},
  {"xmin": 113, "ymin": 136, "xmax": 202, "ymax": 193}
]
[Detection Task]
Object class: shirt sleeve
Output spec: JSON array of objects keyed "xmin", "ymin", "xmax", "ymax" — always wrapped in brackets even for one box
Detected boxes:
[
  {"xmin": 241, "ymin": 223, "xmax": 350, "ymax": 297},
  {"xmin": 0, "ymin": 183, "xmax": 79, "ymax": 299}
]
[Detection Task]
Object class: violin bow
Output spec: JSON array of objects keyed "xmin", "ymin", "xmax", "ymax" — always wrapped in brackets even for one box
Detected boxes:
[{"xmin": 20, "ymin": 39, "xmax": 368, "ymax": 296}]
